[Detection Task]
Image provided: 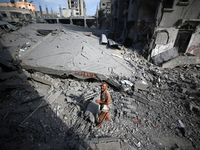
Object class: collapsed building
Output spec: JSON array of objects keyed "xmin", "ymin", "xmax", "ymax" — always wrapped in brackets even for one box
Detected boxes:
[
  {"xmin": 111, "ymin": 0, "xmax": 200, "ymax": 66},
  {"xmin": 0, "ymin": 1, "xmax": 200, "ymax": 150}
]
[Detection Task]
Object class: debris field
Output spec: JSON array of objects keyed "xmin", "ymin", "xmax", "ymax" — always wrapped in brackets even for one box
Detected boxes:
[{"xmin": 0, "ymin": 23, "xmax": 200, "ymax": 150}]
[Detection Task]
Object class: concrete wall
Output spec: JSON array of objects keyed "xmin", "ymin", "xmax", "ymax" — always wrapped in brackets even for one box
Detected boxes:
[
  {"xmin": 0, "ymin": 6, "xmax": 34, "ymax": 22},
  {"xmin": 110, "ymin": 0, "xmax": 200, "ymax": 61},
  {"xmin": 186, "ymin": 26, "xmax": 200, "ymax": 56},
  {"xmin": 100, "ymin": 0, "xmax": 111, "ymax": 14},
  {"xmin": 66, "ymin": 0, "xmax": 85, "ymax": 17},
  {"xmin": 62, "ymin": 9, "xmax": 71, "ymax": 18},
  {"xmin": 0, "ymin": 2, "xmax": 36, "ymax": 11},
  {"xmin": 159, "ymin": 0, "xmax": 200, "ymax": 27},
  {"xmin": 151, "ymin": 27, "xmax": 179, "ymax": 57}
]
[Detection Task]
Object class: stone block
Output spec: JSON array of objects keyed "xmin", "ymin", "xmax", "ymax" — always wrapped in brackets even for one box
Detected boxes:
[
  {"xmin": 134, "ymin": 81, "xmax": 149, "ymax": 91},
  {"xmin": 152, "ymin": 47, "xmax": 178, "ymax": 65}
]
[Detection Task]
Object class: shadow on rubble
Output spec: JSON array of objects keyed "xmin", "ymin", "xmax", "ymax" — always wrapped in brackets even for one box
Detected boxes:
[{"xmin": 0, "ymin": 42, "xmax": 93, "ymax": 150}]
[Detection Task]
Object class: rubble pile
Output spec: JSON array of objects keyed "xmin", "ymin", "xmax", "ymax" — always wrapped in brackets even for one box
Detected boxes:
[{"xmin": 0, "ymin": 24, "xmax": 200, "ymax": 150}]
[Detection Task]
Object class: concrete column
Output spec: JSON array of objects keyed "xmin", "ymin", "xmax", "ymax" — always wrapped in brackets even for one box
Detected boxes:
[
  {"xmin": 80, "ymin": 0, "xmax": 84, "ymax": 16},
  {"xmin": 96, "ymin": 5, "xmax": 98, "ymax": 28},
  {"xmin": 84, "ymin": 8, "xmax": 87, "ymax": 28},
  {"xmin": 69, "ymin": 0, "xmax": 71, "ymax": 9},
  {"xmin": 39, "ymin": 5, "xmax": 44, "ymax": 20},
  {"xmin": 59, "ymin": 6, "xmax": 62, "ymax": 18},
  {"xmin": 46, "ymin": 7, "xmax": 49, "ymax": 15},
  {"xmin": 51, "ymin": 7, "xmax": 53, "ymax": 15},
  {"xmin": 77, "ymin": 0, "xmax": 80, "ymax": 16}
]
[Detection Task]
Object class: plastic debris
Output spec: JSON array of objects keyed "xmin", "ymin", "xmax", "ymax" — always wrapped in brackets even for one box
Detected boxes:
[
  {"xmin": 178, "ymin": 120, "xmax": 185, "ymax": 128},
  {"xmin": 121, "ymin": 80, "xmax": 133, "ymax": 86}
]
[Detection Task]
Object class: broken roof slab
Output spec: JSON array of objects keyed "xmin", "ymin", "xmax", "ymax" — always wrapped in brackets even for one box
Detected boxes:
[{"xmin": 19, "ymin": 24, "xmax": 133, "ymax": 81}]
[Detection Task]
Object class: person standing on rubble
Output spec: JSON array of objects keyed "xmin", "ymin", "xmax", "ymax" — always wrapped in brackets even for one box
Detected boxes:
[{"xmin": 96, "ymin": 83, "xmax": 111, "ymax": 128}]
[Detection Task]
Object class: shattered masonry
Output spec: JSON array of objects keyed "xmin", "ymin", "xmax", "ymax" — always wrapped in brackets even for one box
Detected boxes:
[
  {"xmin": 0, "ymin": 22, "xmax": 200, "ymax": 150},
  {"xmin": 0, "ymin": 0, "xmax": 200, "ymax": 150}
]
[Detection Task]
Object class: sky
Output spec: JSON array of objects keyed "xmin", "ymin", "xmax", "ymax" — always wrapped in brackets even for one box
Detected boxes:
[{"xmin": 2, "ymin": 0, "xmax": 100, "ymax": 16}]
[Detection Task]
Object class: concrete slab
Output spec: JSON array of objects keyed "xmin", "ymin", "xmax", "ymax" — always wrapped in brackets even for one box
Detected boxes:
[
  {"xmin": 19, "ymin": 24, "xmax": 133, "ymax": 83},
  {"xmin": 85, "ymin": 95, "xmax": 100, "ymax": 123},
  {"xmin": 87, "ymin": 138, "xmax": 137, "ymax": 150},
  {"xmin": 162, "ymin": 56, "xmax": 200, "ymax": 68},
  {"xmin": 152, "ymin": 47, "xmax": 178, "ymax": 65},
  {"xmin": 186, "ymin": 26, "xmax": 200, "ymax": 56}
]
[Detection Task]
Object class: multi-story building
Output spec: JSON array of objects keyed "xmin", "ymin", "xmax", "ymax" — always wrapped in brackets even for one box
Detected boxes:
[
  {"xmin": 100, "ymin": 0, "xmax": 112, "ymax": 15},
  {"xmin": 111, "ymin": 0, "xmax": 200, "ymax": 64},
  {"xmin": 0, "ymin": 0, "xmax": 36, "ymax": 11},
  {"xmin": 0, "ymin": 0, "xmax": 36, "ymax": 22},
  {"xmin": 65, "ymin": 0, "xmax": 86, "ymax": 17}
]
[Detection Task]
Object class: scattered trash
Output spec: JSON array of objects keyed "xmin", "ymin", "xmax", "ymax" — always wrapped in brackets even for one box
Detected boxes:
[
  {"xmin": 178, "ymin": 120, "xmax": 185, "ymax": 128},
  {"xmin": 137, "ymin": 142, "xmax": 141, "ymax": 147},
  {"xmin": 121, "ymin": 80, "xmax": 133, "ymax": 86}
]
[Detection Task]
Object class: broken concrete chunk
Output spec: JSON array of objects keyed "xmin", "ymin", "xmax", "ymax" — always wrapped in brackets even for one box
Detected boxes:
[
  {"xmin": 152, "ymin": 47, "xmax": 178, "ymax": 65},
  {"xmin": 126, "ymin": 105, "xmax": 137, "ymax": 112},
  {"xmin": 133, "ymin": 81, "xmax": 149, "ymax": 91},
  {"xmin": 88, "ymin": 138, "xmax": 121, "ymax": 150},
  {"xmin": 162, "ymin": 56, "xmax": 200, "ymax": 68},
  {"xmin": 31, "ymin": 72, "xmax": 60, "ymax": 87},
  {"xmin": 85, "ymin": 95, "xmax": 100, "ymax": 123},
  {"xmin": 46, "ymin": 90, "xmax": 62, "ymax": 104}
]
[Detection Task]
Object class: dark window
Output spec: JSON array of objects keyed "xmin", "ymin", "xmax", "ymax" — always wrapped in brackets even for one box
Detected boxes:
[
  {"xmin": 102, "ymin": 3, "xmax": 105, "ymax": 6},
  {"xmin": 163, "ymin": 0, "xmax": 174, "ymax": 8},
  {"xmin": 29, "ymin": 4, "xmax": 31, "ymax": 6},
  {"xmin": 1, "ymin": 13, "xmax": 7, "ymax": 17}
]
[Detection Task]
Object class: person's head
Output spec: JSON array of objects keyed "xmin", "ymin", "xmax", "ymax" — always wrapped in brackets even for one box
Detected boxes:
[{"xmin": 101, "ymin": 83, "xmax": 107, "ymax": 92}]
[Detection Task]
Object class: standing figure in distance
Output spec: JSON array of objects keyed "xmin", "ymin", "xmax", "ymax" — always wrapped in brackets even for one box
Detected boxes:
[{"xmin": 96, "ymin": 83, "xmax": 111, "ymax": 128}]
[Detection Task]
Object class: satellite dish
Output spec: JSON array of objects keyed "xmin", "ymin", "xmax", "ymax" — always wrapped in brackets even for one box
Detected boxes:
[{"xmin": 10, "ymin": 0, "xmax": 15, "ymax": 4}]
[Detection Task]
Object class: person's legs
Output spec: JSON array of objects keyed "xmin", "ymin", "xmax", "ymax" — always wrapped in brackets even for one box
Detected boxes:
[
  {"xmin": 105, "ymin": 112, "xmax": 111, "ymax": 121},
  {"xmin": 97, "ymin": 112, "xmax": 107, "ymax": 127},
  {"xmin": 97, "ymin": 111, "xmax": 111, "ymax": 127}
]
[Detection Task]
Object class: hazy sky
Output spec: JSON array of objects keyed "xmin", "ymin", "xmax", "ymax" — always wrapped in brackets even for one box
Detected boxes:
[{"xmin": 2, "ymin": 0, "xmax": 100, "ymax": 16}]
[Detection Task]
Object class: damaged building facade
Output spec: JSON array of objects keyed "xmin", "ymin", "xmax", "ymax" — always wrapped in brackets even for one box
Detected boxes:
[
  {"xmin": 0, "ymin": 0, "xmax": 36, "ymax": 22},
  {"xmin": 100, "ymin": 0, "xmax": 112, "ymax": 15},
  {"xmin": 64, "ymin": 0, "xmax": 86, "ymax": 17},
  {"xmin": 111, "ymin": 0, "xmax": 200, "ymax": 65}
]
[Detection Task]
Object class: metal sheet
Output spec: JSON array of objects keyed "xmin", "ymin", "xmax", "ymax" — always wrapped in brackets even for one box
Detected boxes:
[{"xmin": 101, "ymin": 34, "xmax": 108, "ymax": 44}]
